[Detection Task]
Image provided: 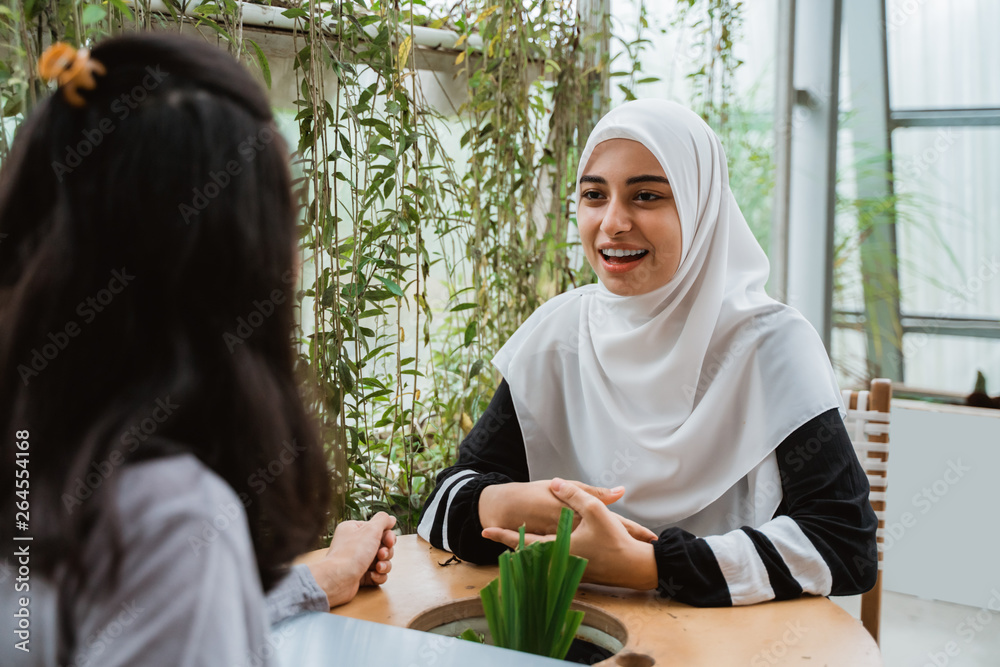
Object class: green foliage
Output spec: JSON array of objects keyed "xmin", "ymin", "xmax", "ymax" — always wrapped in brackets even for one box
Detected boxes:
[
  {"xmin": 673, "ymin": 0, "xmax": 744, "ymax": 132},
  {"xmin": 288, "ymin": 0, "xmax": 606, "ymax": 533},
  {"xmin": 458, "ymin": 627, "xmax": 485, "ymax": 644},
  {"xmin": 668, "ymin": 0, "xmax": 774, "ymax": 250},
  {"xmin": 479, "ymin": 507, "xmax": 587, "ymax": 660},
  {"xmin": 1, "ymin": 0, "xmax": 783, "ymax": 540},
  {"xmin": 974, "ymin": 370, "xmax": 987, "ymax": 395},
  {"xmin": 0, "ymin": 0, "xmax": 742, "ymax": 536}
]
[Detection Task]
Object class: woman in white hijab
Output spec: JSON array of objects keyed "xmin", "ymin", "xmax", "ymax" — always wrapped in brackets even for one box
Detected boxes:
[{"xmin": 418, "ymin": 100, "xmax": 877, "ymax": 606}]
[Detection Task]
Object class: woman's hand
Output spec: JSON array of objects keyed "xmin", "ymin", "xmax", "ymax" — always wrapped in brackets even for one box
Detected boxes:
[
  {"xmin": 481, "ymin": 479, "xmax": 659, "ymax": 590},
  {"xmin": 479, "ymin": 480, "xmax": 657, "ymax": 543},
  {"xmin": 306, "ymin": 512, "xmax": 397, "ymax": 608}
]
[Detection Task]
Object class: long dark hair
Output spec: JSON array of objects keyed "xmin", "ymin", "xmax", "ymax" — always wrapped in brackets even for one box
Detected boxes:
[{"xmin": 0, "ymin": 33, "xmax": 331, "ymax": 592}]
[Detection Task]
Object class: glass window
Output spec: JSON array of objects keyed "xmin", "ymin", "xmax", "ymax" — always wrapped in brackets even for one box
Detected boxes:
[
  {"xmin": 832, "ymin": 326, "xmax": 871, "ymax": 389},
  {"xmin": 887, "ymin": 0, "xmax": 1000, "ymax": 109},
  {"xmin": 893, "ymin": 127, "xmax": 1000, "ymax": 320},
  {"xmin": 902, "ymin": 333, "xmax": 1000, "ymax": 395}
]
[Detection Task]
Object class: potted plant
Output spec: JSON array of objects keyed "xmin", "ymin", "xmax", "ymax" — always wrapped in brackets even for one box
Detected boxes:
[{"xmin": 452, "ymin": 507, "xmax": 620, "ymax": 664}]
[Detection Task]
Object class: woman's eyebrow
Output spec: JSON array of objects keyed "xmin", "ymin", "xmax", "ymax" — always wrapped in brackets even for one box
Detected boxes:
[
  {"xmin": 579, "ymin": 174, "xmax": 671, "ymax": 186},
  {"xmin": 625, "ymin": 175, "xmax": 671, "ymax": 186}
]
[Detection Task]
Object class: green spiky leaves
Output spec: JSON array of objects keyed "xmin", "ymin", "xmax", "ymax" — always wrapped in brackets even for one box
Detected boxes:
[{"xmin": 479, "ymin": 507, "xmax": 587, "ymax": 659}]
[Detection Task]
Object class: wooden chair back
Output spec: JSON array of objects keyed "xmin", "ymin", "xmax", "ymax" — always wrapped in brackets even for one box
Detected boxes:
[{"xmin": 841, "ymin": 378, "xmax": 892, "ymax": 645}]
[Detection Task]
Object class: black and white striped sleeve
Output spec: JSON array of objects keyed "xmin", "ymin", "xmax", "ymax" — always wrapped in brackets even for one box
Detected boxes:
[
  {"xmin": 652, "ymin": 408, "xmax": 879, "ymax": 606},
  {"xmin": 416, "ymin": 380, "xmax": 530, "ymax": 564}
]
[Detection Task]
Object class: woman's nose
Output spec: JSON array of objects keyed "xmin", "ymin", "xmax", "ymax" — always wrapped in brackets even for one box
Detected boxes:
[{"xmin": 600, "ymin": 196, "xmax": 632, "ymax": 236}]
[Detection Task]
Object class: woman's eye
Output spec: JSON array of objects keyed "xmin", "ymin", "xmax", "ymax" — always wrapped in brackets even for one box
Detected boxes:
[
  {"xmin": 582, "ymin": 190, "xmax": 604, "ymax": 200},
  {"xmin": 636, "ymin": 191, "xmax": 660, "ymax": 202}
]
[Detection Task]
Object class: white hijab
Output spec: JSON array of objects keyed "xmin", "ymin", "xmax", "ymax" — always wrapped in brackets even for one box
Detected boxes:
[{"xmin": 492, "ymin": 100, "xmax": 843, "ymax": 534}]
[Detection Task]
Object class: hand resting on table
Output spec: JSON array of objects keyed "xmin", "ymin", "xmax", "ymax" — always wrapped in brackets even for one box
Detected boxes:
[{"xmin": 306, "ymin": 511, "xmax": 397, "ymax": 608}]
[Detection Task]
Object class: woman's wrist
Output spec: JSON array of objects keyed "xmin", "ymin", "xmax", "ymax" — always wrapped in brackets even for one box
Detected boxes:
[
  {"xmin": 306, "ymin": 556, "xmax": 358, "ymax": 608},
  {"xmin": 478, "ymin": 482, "xmax": 507, "ymax": 529},
  {"xmin": 622, "ymin": 540, "xmax": 659, "ymax": 591}
]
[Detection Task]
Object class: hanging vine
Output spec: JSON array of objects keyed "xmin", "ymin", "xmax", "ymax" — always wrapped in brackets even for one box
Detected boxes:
[
  {"xmin": 669, "ymin": 0, "xmax": 772, "ymax": 249},
  {"xmin": 0, "ymin": 0, "xmax": 605, "ymax": 532}
]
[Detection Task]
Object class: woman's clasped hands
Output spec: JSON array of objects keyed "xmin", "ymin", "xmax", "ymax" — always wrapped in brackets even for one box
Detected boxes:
[
  {"xmin": 480, "ymin": 479, "xmax": 660, "ymax": 591},
  {"xmin": 306, "ymin": 512, "xmax": 398, "ymax": 609}
]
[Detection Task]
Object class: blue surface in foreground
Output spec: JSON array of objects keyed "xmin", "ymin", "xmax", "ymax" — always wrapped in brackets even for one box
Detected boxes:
[{"xmin": 272, "ymin": 612, "xmax": 568, "ymax": 667}]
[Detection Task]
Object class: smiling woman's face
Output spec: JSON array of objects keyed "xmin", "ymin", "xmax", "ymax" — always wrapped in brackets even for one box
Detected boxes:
[{"xmin": 578, "ymin": 139, "xmax": 683, "ymax": 296}]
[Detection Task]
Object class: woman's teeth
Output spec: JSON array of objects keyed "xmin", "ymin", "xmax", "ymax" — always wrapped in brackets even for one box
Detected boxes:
[{"xmin": 601, "ymin": 248, "xmax": 648, "ymax": 258}]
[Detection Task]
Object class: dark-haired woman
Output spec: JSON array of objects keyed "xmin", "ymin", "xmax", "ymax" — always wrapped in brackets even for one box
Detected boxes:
[{"xmin": 0, "ymin": 35, "xmax": 394, "ymax": 666}]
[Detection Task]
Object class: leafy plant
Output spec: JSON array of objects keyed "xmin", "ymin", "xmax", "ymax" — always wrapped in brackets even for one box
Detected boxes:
[
  {"xmin": 458, "ymin": 627, "xmax": 485, "ymax": 644},
  {"xmin": 478, "ymin": 507, "xmax": 587, "ymax": 660},
  {"xmin": 289, "ymin": 0, "xmax": 608, "ymax": 531},
  {"xmin": 0, "ymin": 0, "xmax": 612, "ymax": 532},
  {"xmin": 2, "ymin": 1, "xmax": 781, "ymax": 535}
]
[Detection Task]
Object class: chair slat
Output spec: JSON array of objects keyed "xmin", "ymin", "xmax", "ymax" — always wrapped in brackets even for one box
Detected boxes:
[
  {"xmin": 864, "ymin": 423, "xmax": 891, "ymax": 436},
  {"xmin": 845, "ymin": 410, "xmax": 891, "ymax": 423},
  {"xmin": 844, "ymin": 378, "xmax": 892, "ymax": 646},
  {"xmin": 854, "ymin": 442, "xmax": 889, "ymax": 454},
  {"xmin": 866, "ymin": 474, "xmax": 888, "ymax": 488}
]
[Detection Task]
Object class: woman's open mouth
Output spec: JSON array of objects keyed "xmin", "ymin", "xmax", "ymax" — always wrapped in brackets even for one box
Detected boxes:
[{"xmin": 599, "ymin": 248, "xmax": 649, "ymax": 273}]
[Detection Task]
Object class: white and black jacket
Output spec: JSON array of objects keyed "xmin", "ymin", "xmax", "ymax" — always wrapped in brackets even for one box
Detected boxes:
[{"xmin": 417, "ymin": 380, "xmax": 879, "ymax": 607}]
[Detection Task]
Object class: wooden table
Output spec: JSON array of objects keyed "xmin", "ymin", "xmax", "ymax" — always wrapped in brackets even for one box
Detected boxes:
[{"xmin": 301, "ymin": 535, "xmax": 883, "ymax": 666}]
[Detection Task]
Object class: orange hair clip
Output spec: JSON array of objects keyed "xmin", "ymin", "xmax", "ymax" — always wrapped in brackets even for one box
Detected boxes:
[{"xmin": 38, "ymin": 42, "xmax": 107, "ymax": 107}]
